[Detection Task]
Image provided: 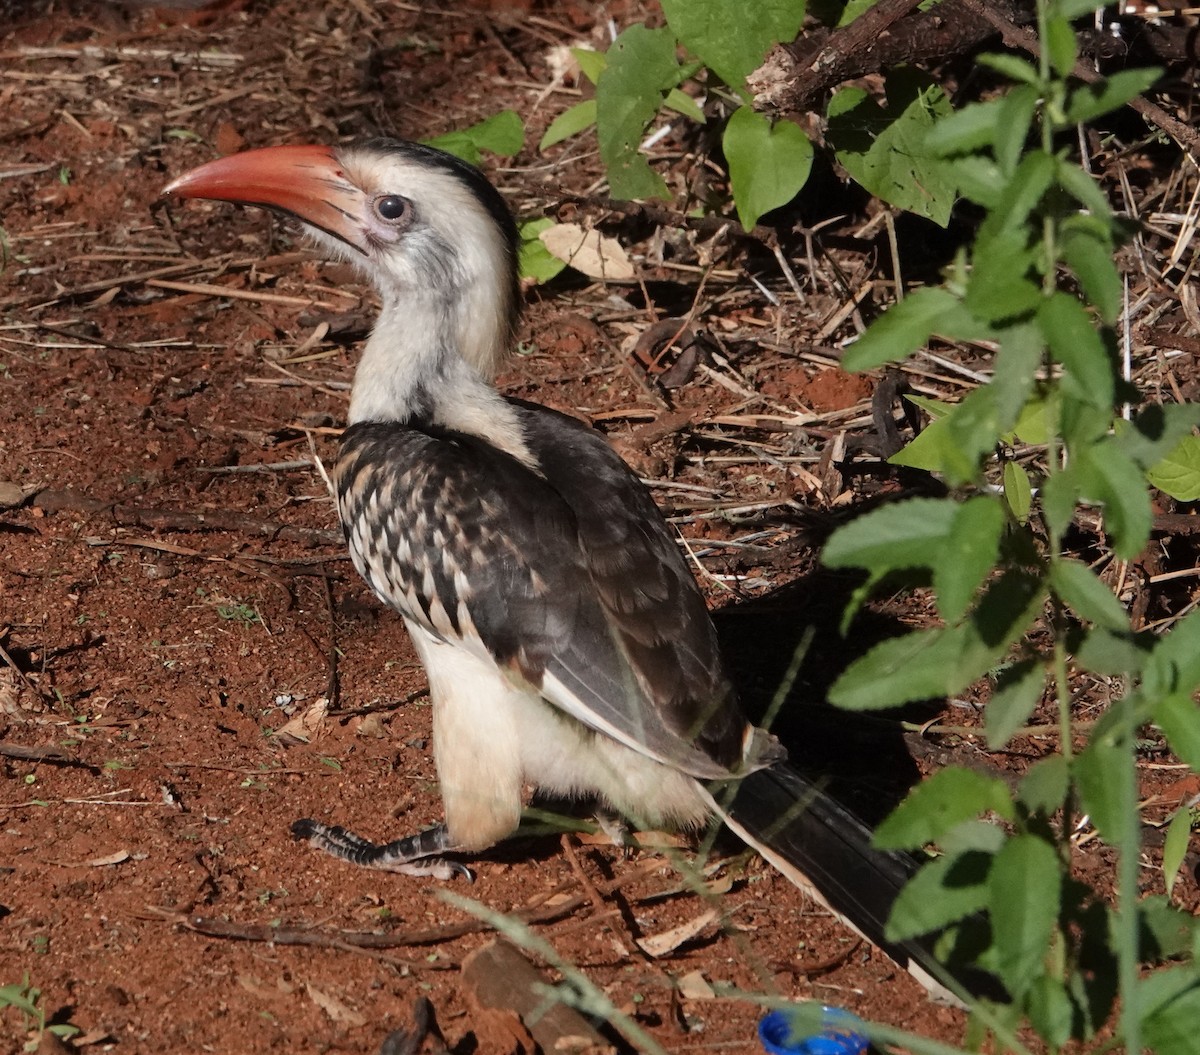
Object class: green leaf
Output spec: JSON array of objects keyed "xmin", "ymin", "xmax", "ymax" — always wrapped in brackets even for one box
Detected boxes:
[
  {"xmin": 572, "ymin": 47, "xmax": 607, "ymax": 85},
  {"xmin": 935, "ymin": 497, "xmax": 1005, "ymax": 623},
  {"xmin": 595, "ymin": 25, "xmax": 680, "ymax": 200},
  {"xmin": 1163, "ymin": 806, "xmax": 1195, "ymax": 900},
  {"xmin": 1066, "ymin": 67, "xmax": 1161, "ymax": 125},
  {"xmin": 1050, "ymin": 558, "xmax": 1129, "ymax": 631},
  {"xmin": 1018, "ymin": 754, "xmax": 1070, "ymax": 816},
  {"xmin": 1044, "ymin": 14, "xmax": 1078, "ymax": 78},
  {"xmin": 1037, "ymin": 292, "xmax": 1114, "ymax": 409},
  {"xmin": 1154, "ymin": 693, "xmax": 1200, "ymax": 770},
  {"xmin": 1143, "ymin": 967, "xmax": 1200, "ymax": 1055},
  {"xmin": 1138, "ymin": 895, "xmax": 1196, "ymax": 959},
  {"xmin": 1010, "ymin": 390, "xmax": 1057, "ymax": 446},
  {"xmin": 944, "ymin": 386, "xmax": 1014, "ymax": 484},
  {"xmin": 964, "ymin": 228, "xmax": 1042, "ymax": 323},
  {"xmin": 892, "ymin": 385, "xmax": 1018, "ymax": 485},
  {"xmin": 989, "ymin": 834, "xmax": 1061, "ymax": 998},
  {"xmin": 887, "ymin": 410, "xmax": 974, "ymax": 478},
  {"xmin": 540, "ymin": 100, "xmax": 597, "ymax": 151},
  {"xmin": 1082, "ymin": 439, "xmax": 1152, "ymax": 559},
  {"xmin": 1059, "ymin": 384, "xmax": 1115, "ymax": 445},
  {"xmin": 976, "ymin": 52, "xmax": 1040, "ymax": 85},
  {"xmin": 1055, "ymin": 157, "xmax": 1113, "ymax": 219},
  {"xmin": 980, "ymin": 149, "xmax": 1055, "ymax": 241},
  {"xmin": 826, "ymin": 69, "xmax": 957, "ymax": 225},
  {"xmin": 723, "ymin": 106, "xmax": 813, "ymax": 229},
  {"xmin": 1076, "ymin": 626, "xmax": 1153, "ymax": 678},
  {"xmin": 940, "ymin": 818, "xmax": 1008, "ymax": 855},
  {"xmin": 993, "ymin": 322, "xmax": 1044, "ymax": 429},
  {"xmin": 660, "ymin": 0, "xmax": 806, "ymax": 91},
  {"xmin": 885, "ymin": 851, "xmax": 992, "ymax": 941},
  {"xmin": 664, "ymin": 87, "xmax": 705, "ymax": 123},
  {"xmin": 1148, "ymin": 435, "xmax": 1200, "ymax": 501},
  {"xmin": 1075, "ymin": 731, "xmax": 1134, "ymax": 845},
  {"xmin": 822, "ymin": 496, "xmax": 959, "ymax": 575},
  {"xmin": 875, "ymin": 767, "xmax": 1014, "ymax": 849},
  {"xmin": 424, "ymin": 110, "xmax": 524, "ymax": 165},
  {"xmin": 987, "ymin": 659, "xmax": 1046, "ymax": 749},
  {"xmin": 1040, "ymin": 466, "xmax": 1079, "ymax": 546},
  {"xmin": 1027, "ymin": 975, "xmax": 1076, "ymax": 1051},
  {"xmin": 1144, "ymin": 608, "xmax": 1200, "ymax": 699},
  {"xmin": 1061, "ymin": 217, "xmax": 1121, "ymax": 324},
  {"xmin": 954, "ymin": 154, "xmax": 1006, "ymax": 209},
  {"xmin": 924, "ymin": 98, "xmax": 1004, "ymax": 157},
  {"xmin": 517, "ymin": 218, "xmax": 567, "ymax": 284},
  {"xmin": 1003, "ymin": 461, "xmax": 1033, "ymax": 523},
  {"xmin": 831, "ymin": 570, "xmax": 1045, "ymax": 710},
  {"xmin": 1115, "ymin": 403, "xmax": 1200, "ymax": 470},
  {"xmin": 904, "ymin": 393, "xmax": 952, "ymax": 420},
  {"xmin": 843, "ymin": 287, "xmax": 983, "ymax": 371},
  {"xmin": 829, "ymin": 627, "xmax": 976, "ymax": 711},
  {"xmin": 993, "ymin": 84, "xmax": 1039, "ymax": 177}
]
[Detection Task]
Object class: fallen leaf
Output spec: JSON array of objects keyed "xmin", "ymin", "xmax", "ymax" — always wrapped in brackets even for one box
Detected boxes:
[
  {"xmin": 305, "ymin": 983, "xmax": 366, "ymax": 1027},
  {"xmin": 215, "ymin": 121, "xmax": 246, "ymax": 155},
  {"xmin": 0, "ymin": 669, "xmax": 23, "ymax": 717},
  {"xmin": 355, "ymin": 712, "xmax": 387, "ymax": 739},
  {"xmin": 237, "ymin": 975, "xmax": 281, "ymax": 1001},
  {"xmin": 87, "ymin": 850, "xmax": 130, "ymax": 867},
  {"xmin": 636, "ymin": 907, "xmax": 719, "ymax": 958},
  {"xmin": 271, "ymin": 697, "xmax": 328, "ymax": 746},
  {"xmin": 676, "ymin": 970, "xmax": 715, "ymax": 1001},
  {"xmin": 70, "ymin": 1028, "xmax": 116, "ymax": 1047},
  {"xmin": 539, "ymin": 223, "xmax": 634, "ymax": 280},
  {"xmin": 0, "ymin": 480, "xmax": 25, "ymax": 509}
]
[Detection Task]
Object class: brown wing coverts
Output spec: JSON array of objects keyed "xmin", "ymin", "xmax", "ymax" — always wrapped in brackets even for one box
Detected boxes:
[{"xmin": 335, "ymin": 403, "xmax": 749, "ymax": 775}]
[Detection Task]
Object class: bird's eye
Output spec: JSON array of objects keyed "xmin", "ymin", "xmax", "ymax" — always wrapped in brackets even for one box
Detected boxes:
[{"xmin": 374, "ymin": 195, "xmax": 411, "ymax": 223}]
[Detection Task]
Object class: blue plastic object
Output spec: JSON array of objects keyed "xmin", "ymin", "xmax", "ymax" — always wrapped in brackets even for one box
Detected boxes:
[{"xmin": 758, "ymin": 1007, "xmax": 869, "ymax": 1055}]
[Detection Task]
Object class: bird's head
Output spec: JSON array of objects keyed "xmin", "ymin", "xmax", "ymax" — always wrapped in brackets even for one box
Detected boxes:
[{"xmin": 163, "ymin": 138, "xmax": 520, "ymax": 379}]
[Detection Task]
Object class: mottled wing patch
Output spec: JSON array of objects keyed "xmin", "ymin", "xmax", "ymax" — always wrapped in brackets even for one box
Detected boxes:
[
  {"xmin": 336, "ymin": 422, "xmax": 569, "ymax": 685},
  {"xmin": 336, "ymin": 412, "xmax": 758, "ymax": 780}
]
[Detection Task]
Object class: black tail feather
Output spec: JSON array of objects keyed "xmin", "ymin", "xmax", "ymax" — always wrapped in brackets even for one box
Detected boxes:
[{"xmin": 715, "ymin": 763, "xmax": 1004, "ymax": 1004}]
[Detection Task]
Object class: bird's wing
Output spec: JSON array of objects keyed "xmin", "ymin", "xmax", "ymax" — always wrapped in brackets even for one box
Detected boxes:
[{"xmin": 336, "ymin": 411, "xmax": 766, "ymax": 779}]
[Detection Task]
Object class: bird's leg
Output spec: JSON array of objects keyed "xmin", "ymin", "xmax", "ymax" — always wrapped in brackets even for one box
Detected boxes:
[{"xmin": 290, "ymin": 818, "xmax": 473, "ymax": 880}]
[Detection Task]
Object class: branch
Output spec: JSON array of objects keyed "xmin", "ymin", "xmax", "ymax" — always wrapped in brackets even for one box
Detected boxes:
[{"xmin": 752, "ymin": 0, "xmax": 1025, "ymax": 114}]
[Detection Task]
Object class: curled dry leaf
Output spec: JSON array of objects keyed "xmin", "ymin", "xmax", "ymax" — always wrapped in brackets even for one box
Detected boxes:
[{"xmin": 270, "ymin": 696, "xmax": 329, "ymax": 746}]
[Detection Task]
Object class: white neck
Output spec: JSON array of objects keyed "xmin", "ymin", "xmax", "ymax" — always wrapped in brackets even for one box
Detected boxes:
[{"xmin": 347, "ymin": 289, "xmax": 535, "ymax": 468}]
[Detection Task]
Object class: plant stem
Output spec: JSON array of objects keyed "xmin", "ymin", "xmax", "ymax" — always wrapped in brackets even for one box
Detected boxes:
[{"xmin": 1115, "ymin": 696, "xmax": 1143, "ymax": 1054}]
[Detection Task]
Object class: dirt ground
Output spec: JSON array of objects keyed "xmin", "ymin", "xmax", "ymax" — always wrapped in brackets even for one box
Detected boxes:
[{"xmin": 1, "ymin": 2, "xmax": 1198, "ymax": 1053}]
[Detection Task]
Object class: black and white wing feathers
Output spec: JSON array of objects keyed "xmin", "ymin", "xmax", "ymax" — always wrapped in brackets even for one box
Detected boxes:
[{"xmin": 335, "ymin": 404, "xmax": 779, "ymax": 780}]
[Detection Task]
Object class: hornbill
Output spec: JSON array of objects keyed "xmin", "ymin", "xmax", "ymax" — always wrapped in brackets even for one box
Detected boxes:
[{"xmin": 162, "ymin": 139, "xmax": 970, "ymax": 1002}]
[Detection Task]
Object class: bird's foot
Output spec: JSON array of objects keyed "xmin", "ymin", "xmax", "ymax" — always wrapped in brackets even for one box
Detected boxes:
[{"xmin": 291, "ymin": 818, "xmax": 474, "ymax": 881}]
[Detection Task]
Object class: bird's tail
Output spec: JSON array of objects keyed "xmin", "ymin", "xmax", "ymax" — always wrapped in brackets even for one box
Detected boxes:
[{"xmin": 702, "ymin": 763, "xmax": 996, "ymax": 1006}]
